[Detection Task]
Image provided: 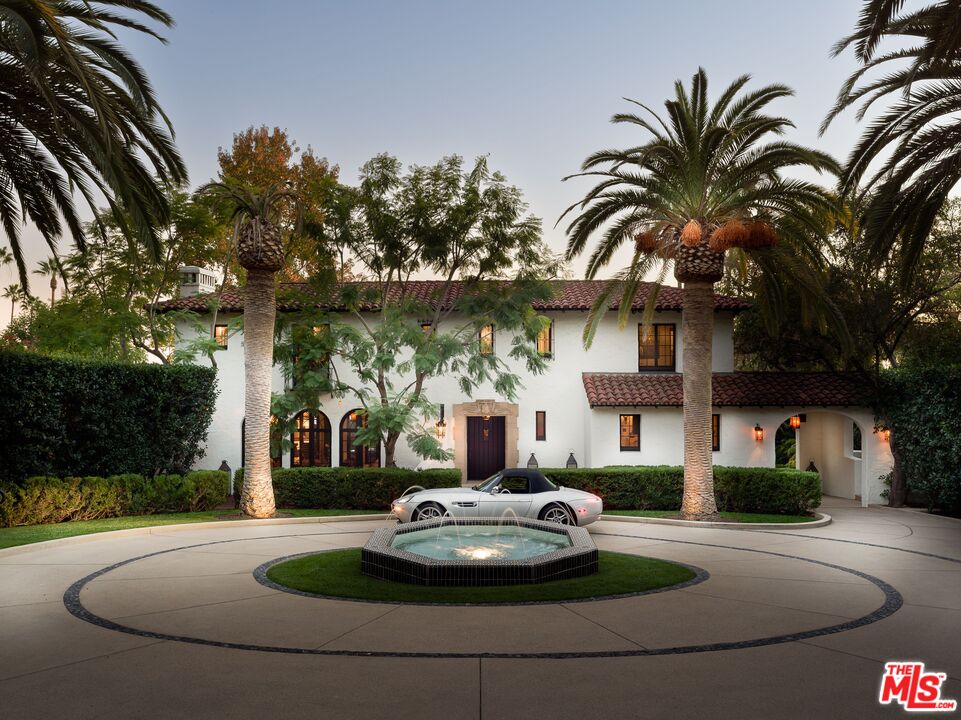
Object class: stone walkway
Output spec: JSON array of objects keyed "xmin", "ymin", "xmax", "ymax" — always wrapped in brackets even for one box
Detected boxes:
[{"xmin": 0, "ymin": 504, "xmax": 958, "ymax": 719}]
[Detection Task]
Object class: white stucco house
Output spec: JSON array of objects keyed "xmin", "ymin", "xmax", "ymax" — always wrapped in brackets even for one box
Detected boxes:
[{"xmin": 159, "ymin": 271, "xmax": 893, "ymax": 506}]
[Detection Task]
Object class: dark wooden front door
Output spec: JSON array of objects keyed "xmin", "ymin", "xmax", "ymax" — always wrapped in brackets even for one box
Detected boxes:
[{"xmin": 467, "ymin": 416, "xmax": 506, "ymax": 481}]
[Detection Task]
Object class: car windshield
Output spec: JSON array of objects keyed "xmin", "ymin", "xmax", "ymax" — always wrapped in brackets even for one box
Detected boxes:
[{"xmin": 472, "ymin": 473, "xmax": 502, "ymax": 492}]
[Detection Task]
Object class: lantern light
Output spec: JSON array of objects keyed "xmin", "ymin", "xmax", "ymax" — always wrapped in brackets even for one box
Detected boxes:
[
  {"xmin": 527, "ymin": 452, "xmax": 538, "ymax": 469},
  {"xmin": 434, "ymin": 404, "xmax": 446, "ymax": 439},
  {"xmin": 789, "ymin": 415, "xmax": 801, "ymax": 430},
  {"xmin": 880, "ymin": 428, "xmax": 891, "ymax": 442},
  {"xmin": 753, "ymin": 424, "xmax": 764, "ymax": 442},
  {"xmin": 566, "ymin": 451, "xmax": 578, "ymax": 469}
]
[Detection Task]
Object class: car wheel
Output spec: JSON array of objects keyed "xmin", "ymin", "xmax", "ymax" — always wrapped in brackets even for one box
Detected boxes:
[
  {"xmin": 412, "ymin": 502, "xmax": 446, "ymax": 521},
  {"xmin": 540, "ymin": 504, "xmax": 574, "ymax": 525}
]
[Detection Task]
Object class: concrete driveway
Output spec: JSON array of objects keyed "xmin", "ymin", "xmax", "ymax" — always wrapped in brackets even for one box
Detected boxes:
[{"xmin": 1, "ymin": 504, "xmax": 958, "ymax": 719}]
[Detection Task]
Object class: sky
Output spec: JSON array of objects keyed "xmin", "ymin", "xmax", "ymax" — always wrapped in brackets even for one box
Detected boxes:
[{"xmin": 0, "ymin": 0, "xmax": 867, "ymax": 327}]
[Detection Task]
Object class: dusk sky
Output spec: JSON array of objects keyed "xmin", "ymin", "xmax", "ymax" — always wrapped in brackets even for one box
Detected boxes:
[{"xmin": 1, "ymin": 0, "xmax": 867, "ymax": 325}]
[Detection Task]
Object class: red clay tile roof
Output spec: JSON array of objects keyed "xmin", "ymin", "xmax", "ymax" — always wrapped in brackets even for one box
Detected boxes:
[
  {"xmin": 582, "ymin": 372, "xmax": 870, "ymax": 408},
  {"xmin": 155, "ymin": 280, "xmax": 751, "ymax": 314}
]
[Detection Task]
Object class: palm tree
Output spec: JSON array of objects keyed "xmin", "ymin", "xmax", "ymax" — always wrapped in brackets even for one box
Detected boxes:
[
  {"xmin": 0, "ymin": 0, "xmax": 187, "ymax": 291},
  {"xmin": 823, "ymin": 0, "xmax": 961, "ymax": 274},
  {"xmin": 561, "ymin": 69, "xmax": 839, "ymax": 521},
  {"xmin": 197, "ymin": 182, "xmax": 301, "ymax": 519},
  {"xmin": 2, "ymin": 283, "xmax": 24, "ymax": 323},
  {"xmin": 33, "ymin": 257, "xmax": 63, "ymax": 306}
]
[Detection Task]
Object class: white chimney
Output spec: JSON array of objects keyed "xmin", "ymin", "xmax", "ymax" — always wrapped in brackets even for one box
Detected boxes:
[{"xmin": 179, "ymin": 266, "xmax": 222, "ymax": 297}]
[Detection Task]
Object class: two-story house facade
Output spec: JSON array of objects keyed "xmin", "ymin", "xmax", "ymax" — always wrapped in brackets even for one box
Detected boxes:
[{"xmin": 159, "ymin": 275, "xmax": 893, "ymax": 506}]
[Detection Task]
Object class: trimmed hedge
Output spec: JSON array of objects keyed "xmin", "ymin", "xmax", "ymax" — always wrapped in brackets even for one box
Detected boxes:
[
  {"xmin": 234, "ymin": 467, "xmax": 462, "ymax": 510},
  {"xmin": 877, "ymin": 367, "xmax": 961, "ymax": 513},
  {"xmin": 0, "ymin": 351, "xmax": 218, "ymax": 482},
  {"xmin": 542, "ymin": 466, "xmax": 821, "ymax": 515},
  {"xmin": 0, "ymin": 471, "xmax": 229, "ymax": 527}
]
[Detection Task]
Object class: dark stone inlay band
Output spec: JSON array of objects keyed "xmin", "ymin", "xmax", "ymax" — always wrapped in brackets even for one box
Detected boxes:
[{"xmin": 62, "ymin": 531, "xmax": 904, "ymax": 660}]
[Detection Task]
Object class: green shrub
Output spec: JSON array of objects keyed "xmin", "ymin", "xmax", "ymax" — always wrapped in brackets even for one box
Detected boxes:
[
  {"xmin": 233, "ymin": 467, "xmax": 462, "ymax": 510},
  {"xmin": 877, "ymin": 367, "xmax": 961, "ymax": 513},
  {"xmin": 543, "ymin": 466, "xmax": 820, "ymax": 515},
  {"xmin": 0, "ymin": 351, "xmax": 218, "ymax": 482},
  {"xmin": 0, "ymin": 471, "xmax": 229, "ymax": 527}
]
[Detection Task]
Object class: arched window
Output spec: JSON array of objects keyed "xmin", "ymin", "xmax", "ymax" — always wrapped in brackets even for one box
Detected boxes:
[
  {"xmin": 290, "ymin": 411, "xmax": 332, "ymax": 467},
  {"xmin": 340, "ymin": 409, "xmax": 381, "ymax": 468},
  {"xmin": 242, "ymin": 417, "xmax": 282, "ymax": 468}
]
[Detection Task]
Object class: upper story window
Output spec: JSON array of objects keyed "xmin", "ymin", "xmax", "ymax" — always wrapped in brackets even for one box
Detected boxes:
[
  {"xmin": 712, "ymin": 414, "xmax": 720, "ymax": 452},
  {"xmin": 638, "ymin": 323, "xmax": 675, "ymax": 371},
  {"xmin": 620, "ymin": 414, "xmax": 640, "ymax": 451},
  {"xmin": 213, "ymin": 324, "xmax": 228, "ymax": 349},
  {"xmin": 479, "ymin": 324, "xmax": 495, "ymax": 356},
  {"xmin": 536, "ymin": 320, "xmax": 553, "ymax": 358},
  {"xmin": 420, "ymin": 322, "xmax": 432, "ymax": 335}
]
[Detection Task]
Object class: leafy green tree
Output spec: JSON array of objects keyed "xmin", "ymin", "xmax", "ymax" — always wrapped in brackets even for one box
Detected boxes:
[
  {"xmin": 1, "ymin": 190, "xmax": 223, "ymax": 362},
  {"xmin": 275, "ymin": 154, "xmax": 560, "ymax": 468},
  {"xmin": 561, "ymin": 69, "xmax": 839, "ymax": 521},
  {"xmin": 824, "ymin": 0, "xmax": 961, "ymax": 274},
  {"xmin": 0, "ymin": 0, "xmax": 186, "ymax": 290}
]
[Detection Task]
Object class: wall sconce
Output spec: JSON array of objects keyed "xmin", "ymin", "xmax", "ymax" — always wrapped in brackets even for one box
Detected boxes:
[
  {"xmin": 789, "ymin": 415, "xmax": 801, "ymax": 430},
  {"xmin": 566, "ymin": 451, "xmax": 578, "ymax": 469},
  {"xmin": 527, "ymin": 452, "xmax": 538, "ymax": 469},
  {"xmin": 434, "ymin": 404, "xmax": 446, "ymax": 439},
  {"xmin": 753, "ymin": 424, "xmax": 764, "ymax": 442},
  {"xmin": 880, "ymin": 428, "xmax": 891, "ymax": 442}
]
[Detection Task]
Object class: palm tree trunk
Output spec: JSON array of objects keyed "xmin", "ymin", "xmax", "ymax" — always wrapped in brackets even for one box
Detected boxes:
[
  {"xmin": 680, "ymin": 279, "xmax": 719, "ymax": 521},
  {"xmin": 240, "ymin": 268, "xmax": 277, "ymax": 518}
]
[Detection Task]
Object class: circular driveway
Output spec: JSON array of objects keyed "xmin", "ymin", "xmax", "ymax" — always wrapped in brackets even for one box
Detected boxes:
[{"xmin": 1, "ymin": 500, "xmax": 959, "ymax": 719}]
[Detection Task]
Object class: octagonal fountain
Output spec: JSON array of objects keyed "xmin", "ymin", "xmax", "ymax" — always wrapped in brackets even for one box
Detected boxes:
[{"xmin": 362, "ymin": 517, "xmax": 598, "ymax": 586}]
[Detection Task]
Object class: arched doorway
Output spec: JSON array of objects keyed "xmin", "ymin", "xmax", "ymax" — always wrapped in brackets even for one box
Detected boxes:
[
  {"xmin": 290, "ymin": 410, "xmax": 332, "ymax": 467},
  {"xmin": 339, "ymin": 409, "xmax": 380, "ymax": 468},
  {"xmin": 781, "ymin": 411, "xmax": 869, "ymax": 500}
]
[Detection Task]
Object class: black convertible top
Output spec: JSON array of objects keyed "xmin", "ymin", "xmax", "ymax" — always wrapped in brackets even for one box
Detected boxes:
[{"xmin": 500, "ymin": 468, "xmax": 558, "ymax": 493}]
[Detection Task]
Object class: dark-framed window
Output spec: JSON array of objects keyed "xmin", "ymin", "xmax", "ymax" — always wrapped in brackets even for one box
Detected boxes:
[
  {"xmin": 535, "ymin": 411, "xmax": 546, "ymax": 441},
  {"xmin": 420, "ymin": 322, "xmax": 432, "ymax": 335},
  {"xmin": 619, "ymin": 414, "xmax": 640, "ymax": 451},
  {"xmin": 638, "ymin": 323, "xmax": 675, "ymax": 371},
  {"xmin": 712, "ymin": 414, "xmax": 720, "ymax": 452},
  {"xmin": 479, "ymin": 323, "xmax": 495, "ymax": 356},
  {"xmin": 340, "ymin": 409, "xmax": 381, "ymax": 468},
  {"xmin": 536, "ymin": 320, "xmax": 553, "ymax": 357},
  {"xmin": 242, "ymin": 417, "xmax": 282, "ymax": 468},
  {"xmin": 214, "ymin": 324, "xmax": 229, "ymax": 349},
  {"xmin": 290, "ymin": 410, "xmax": 332, "ymax": 467}
]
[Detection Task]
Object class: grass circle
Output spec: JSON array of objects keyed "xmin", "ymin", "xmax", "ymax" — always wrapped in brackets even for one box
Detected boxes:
[{"xmin": 264, "ymin": 548, "xmax": 698, "ymax": 604}]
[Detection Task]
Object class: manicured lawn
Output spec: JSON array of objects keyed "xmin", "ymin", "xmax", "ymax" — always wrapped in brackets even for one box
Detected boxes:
[
  {"xmin": 266, "ymin": 548, "xmax": 695, "ymax": 603},
  {"xmin": 0, "ymin": 509, "xmax": 378, "ymax": 550},
  {"xmin": 603, "ymin": 510, "xmax": 817, "ymax": 523}
]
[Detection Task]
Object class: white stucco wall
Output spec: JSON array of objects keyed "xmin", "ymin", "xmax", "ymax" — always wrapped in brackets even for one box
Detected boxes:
[{"xmin": 177, "ymin": 306, "xmax": 892, "ymax": 505}]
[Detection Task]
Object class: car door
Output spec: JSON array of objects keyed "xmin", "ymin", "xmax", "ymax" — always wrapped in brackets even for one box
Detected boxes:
[{"xmin": 477, "ymin": 473, "xmax": 533, "ymax": 518}]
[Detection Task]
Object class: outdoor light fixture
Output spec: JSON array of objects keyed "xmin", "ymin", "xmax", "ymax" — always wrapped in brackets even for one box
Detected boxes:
[
  {"xmin": 789, "ymin": 415, "xmax": 801, "ymax": 429},
  {"xmin": 566, "ymin": 451, "xmax": 578, "ymax": 469},
  {"xmin": 527, "ymin": 452, "xmax": 538, "ymax": 469},
  {"xmin": 754, "ymin": 424, "xmax": 764, "ymax": 442},
  {"xmin": 880, "ymin": 428, "xmax": 891, "ymax": 442},
  {"xmin": 434, "ymin": 405, "xmax": 446, "ymax": 439}
]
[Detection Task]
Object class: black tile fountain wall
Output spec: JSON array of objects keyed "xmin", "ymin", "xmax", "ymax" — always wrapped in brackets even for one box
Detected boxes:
[{"xmin": 361, "ymin": 517, "xmax": 598, "ymax": 586}]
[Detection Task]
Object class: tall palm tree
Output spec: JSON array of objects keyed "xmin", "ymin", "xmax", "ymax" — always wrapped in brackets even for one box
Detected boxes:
[
  {"xmin": 823, "ymin": 0, "xmax": 961, "ymax": 274},
  {"xmin": 2, "ymin": 283, "xmax": 23, "ymax": 323},
  {"xmin": 562, "ymin": 69, "xmax": 839, "ymax": 521},
  {"xmin": 197, "ymin": 182, "xmax": 301, "ymax": 519},
  {"xmin": 33, "ymin": 256, "xmax": 63, "ymax": 306},
  {"xmin": 0, "ymin": 0, "xmax": 187, "ymax": 291}
]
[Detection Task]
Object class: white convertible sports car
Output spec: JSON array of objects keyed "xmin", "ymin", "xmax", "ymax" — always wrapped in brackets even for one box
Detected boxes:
[{"xmin": 390, "ymin": 468, "xmax": 603, "ymax": 526}]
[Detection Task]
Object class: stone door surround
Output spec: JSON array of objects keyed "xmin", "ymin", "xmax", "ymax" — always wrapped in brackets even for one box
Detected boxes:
[{"xmin": 452, "ymin": 399, "xmax": 519, "ymax": 481}]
